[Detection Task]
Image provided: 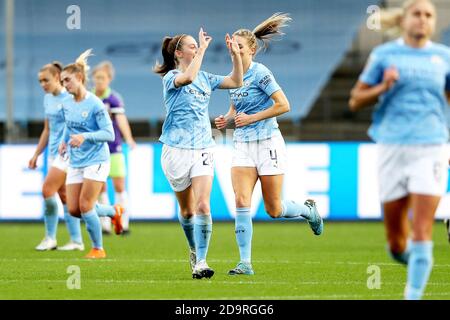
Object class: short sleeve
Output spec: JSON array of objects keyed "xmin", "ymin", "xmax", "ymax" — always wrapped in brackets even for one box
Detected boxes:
[
  {"xmin": 256, "ymin": 66, "xmax": 281, "ymax": 97},
  {"xmin": 359, "ymin": 51, "xmax": 384, "ymax": 86},
  {"xmin": 206, "ymin": 72, "xmax": 226, "ymax": 91},
  {"xmin": 163, "ymin": 70, "xmax": 180, "ymax": 92}
]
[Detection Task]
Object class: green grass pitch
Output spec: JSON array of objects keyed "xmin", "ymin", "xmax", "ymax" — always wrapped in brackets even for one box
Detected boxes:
[{"xmin": 0, "ymin": 221, "xmax": 449, "ymax": 300}]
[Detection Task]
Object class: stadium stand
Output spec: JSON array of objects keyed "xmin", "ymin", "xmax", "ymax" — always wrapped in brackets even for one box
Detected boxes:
[{"xmin": 0, "ymin": 0, "xmax": 376, "ymax": 141}]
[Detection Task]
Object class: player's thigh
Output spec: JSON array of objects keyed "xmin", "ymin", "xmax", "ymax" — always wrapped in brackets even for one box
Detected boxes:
[
  {"xmin": 65, "ymin": 183, "xmax": 82, "ymax": 217},
  {"xmin": 191, "ymin": 175, "xmax": 213, "ymax": 213},
  {"xmin": 175, "ymin": 185, "xmax": 196, "ymax": 217},
  {"xmin": 410, "ymin": 193, "xmax": 441, "ymax": 241},
  {"xmin": 231, "ymin": 167, "xmax": 258, "ymax": 208},
  {"xmin": 78, "ymin": 162, "xmax": 110, "ymax": 212},
  {"xmin": 57, "ymin": 184, "xmax": 67, "ymax": 204},
  {"xmin": 79, "ymin": 179, "xmax": 105, "ymax": 212},
  {"xmin": 42, "ymin": 166, "xmax": 66, "ymax": 198},
  {"xmin": 112, "ymin": 177, "xmax": 126, "ymax": 193},
  {"xmin": 260, "ymin": 174, "xmax": 284, "ymax": 215},
  {"xmin": 383, "ymin": 196, "xmax": 410, "ymax": 252}
]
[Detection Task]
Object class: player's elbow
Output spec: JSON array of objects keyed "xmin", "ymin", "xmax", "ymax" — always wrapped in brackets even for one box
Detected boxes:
[
  {"xmin": 283, "ymin": 101, "xmax": 290, "ymax": 113},
  {"xmin": 277, "ymin": 101, "xmax": 290, "ymax": 115},
  {"xmin": 234, "ymin": 78, "xmax": 244, "ymax": 88},
  {"xmin": 348, "ymin": 98, "xmax": 357, "ymax": 112},
  {"xmin": 182, "ymin": 75, "xmax": 195, "ymax": 86},
  {"xmin": 349, "ymin": 90, "xmax": 361, "ymax": 112}
]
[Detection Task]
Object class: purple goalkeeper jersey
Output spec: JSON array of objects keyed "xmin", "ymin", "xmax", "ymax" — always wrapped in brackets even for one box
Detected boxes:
[{"xmin": 97, "ymin": 88, "xmax": 125, "ymax": 154}]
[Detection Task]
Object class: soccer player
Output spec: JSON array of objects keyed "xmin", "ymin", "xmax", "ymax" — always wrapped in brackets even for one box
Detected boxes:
[
  {"xmin": 349, "ymin": 0, "xmax": 450, "ymax": 300},
  {"xmin": 29, "ymin": 62, "xmax": 84, "ymax": 251},
  {"xmin": 153, "ymin": 28, "xmax": 243, "ymax": 279},
  {"xmin": 59, "ymin": 49, "xmax": 124, "ymax": 259},
  {"xmin": 214, "ymin": 13, "xmax": 323, "ymax": 276},
  {"xmin": 92, "ymin": 61, "xmax": 136, "ymax": 235}
]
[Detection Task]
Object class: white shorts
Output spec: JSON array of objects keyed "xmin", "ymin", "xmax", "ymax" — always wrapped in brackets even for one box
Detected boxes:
[
  {"xmin": 231, "ymin": 131, "xmax": 287, "ymax": 175},
  {"xmin": 161, "ymin": 144, "xmax": 214, "ymax": 192},
  {"xmin": 66, "ymin": 162, "xmax": 111, "ymax": 185},
  {"xmin": 48, "ymin": 154, "xmax": 69, "ymax": 172},
  {"xmin": 377, "ymin": 144, "xmax": 449, "ymax": 203}
]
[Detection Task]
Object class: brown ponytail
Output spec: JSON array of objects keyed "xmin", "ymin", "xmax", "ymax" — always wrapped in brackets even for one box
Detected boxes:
[
  {"xmin": 153, "ymin": 34, "xmax": 186, "ymax": 76},
  {"xmin": 40, "ymin": 61, "xmax": 63, "ymax": 77}
]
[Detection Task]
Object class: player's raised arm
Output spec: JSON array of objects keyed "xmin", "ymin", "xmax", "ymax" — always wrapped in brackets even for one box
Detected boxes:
[
  {"xmin": 218, "ymin": 35, "xmax": 243, "ymax": 89},
  {"xmin": 153, "ymin": 28, "xmax": 211, "ymax": 87}
]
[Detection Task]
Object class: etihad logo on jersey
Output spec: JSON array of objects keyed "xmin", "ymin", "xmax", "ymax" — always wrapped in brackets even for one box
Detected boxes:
[
  {"xmin": 230, "ymin": 91, "xmax": 248, "ymax": 100},
  {"xmin": 188, "ymin": 88, "xmax": 210, "ymax": 100},
  {"xmin": 66, "ymin": 120, "xmax": 87, "ymax": 129}
]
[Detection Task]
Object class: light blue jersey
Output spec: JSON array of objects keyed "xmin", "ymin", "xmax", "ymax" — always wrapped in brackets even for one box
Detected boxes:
[
  {"xmin": 44, "ymin": 89, "xmax": 71, "ymax": 157},
  {"xmin": 62, "ymin": 92, "xmax": 114, "ymax": 168},
  {"xmin": 360, "ymin": 38, "xmax": 450, "ymax": 144},
  {"xmin": 229, "ymin": 62, "xmax": 281, "ymax": 142},
  {"xmin": 159, "ymin": 70, "xmax": 225, "ymax": 149}
]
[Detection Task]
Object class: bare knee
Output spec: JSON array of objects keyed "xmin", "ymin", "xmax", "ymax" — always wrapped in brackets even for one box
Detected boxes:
[
  {"xmin": 114, "ymin": 184, "xmax": 125, "ymax": 193},
  {"xmin": 67, "ymin": 205, "xmax": 81, "ymax": 218},
  {"xmin": 265, "ymin": 204, "xmax": 282, "ymax": 219},
  {"xmin": 79, "ymin": 198, "xmax": 94, "ymax": 213},
  {"xmin": 58, "ymin": 189, "xmax": 67, "ymax": 204},
  {"xmin": 196, "ymin": 199, "xmax": 210, "ymax": 214},
  {"xmin": 235, "ymin": 194, "xmax": 252, "ymax": 208},
  {"xmin": 179, "ymin": 210, "xmax": 194, "ymax": 220},
  {"xmin": 42, "ymin": 183, "xmax": 56, "ymax": 199}
]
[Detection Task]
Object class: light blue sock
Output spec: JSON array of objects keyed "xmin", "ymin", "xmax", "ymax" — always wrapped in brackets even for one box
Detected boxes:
[
  {"xmin": 405, "ymin": 241, "xmax": 433, "ymax": 300},
  {"xmin": 82, "ymin": 209, "xmax": 103, "ymax": 249},
  {"xmin": 95, "ymin": 203, "xmax": 115, "ymax": 218},
  {"xmin": 194, "ymin": 214, "xmax": 212, "ymax": 263},
  {"xmin": 44, "ymin": 196, "xmax": 59, "ymax": 240},
  {"xmin": 63, "ymin": 205, "xmax": 82, "ymax": 244},
  {"xmin": 178, "ymin": 212, "xmax": 195, "ymax": 250},
  {"xmin": 235, "ymin": 208, "xmax": 253, "ymax": 264},
  {"xmin": 280, "ymin": 200, "xmax": 311, "ymax": 219}
]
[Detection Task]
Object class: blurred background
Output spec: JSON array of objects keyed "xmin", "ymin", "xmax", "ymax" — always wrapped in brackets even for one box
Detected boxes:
[{"xmin": 0, "ymin": 0, "xmax": 449, "ymax": 221}]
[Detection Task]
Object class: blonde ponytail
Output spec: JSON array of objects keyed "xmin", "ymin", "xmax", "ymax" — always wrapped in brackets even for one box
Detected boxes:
[
  {"xmin": 252, "ymin": 12, "xmax": 292, "ymax": 51},
  {"xmin": 63, "ymin": 48, "xmax": 93, "ymax": 85},
  {"xmin": 233, "ymin": 12, "xmax": 292, "ymax": 56}
]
